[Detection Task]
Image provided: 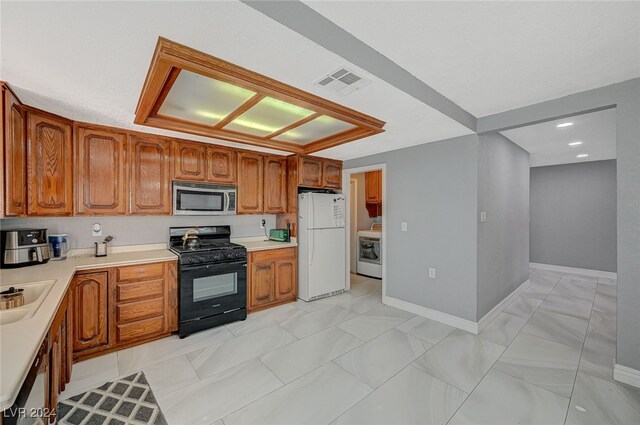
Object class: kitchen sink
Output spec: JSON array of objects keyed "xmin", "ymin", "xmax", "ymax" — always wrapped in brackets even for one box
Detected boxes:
[{"xmin": 0, "ymin": 280, "xmax": 56, "ymax": 325}]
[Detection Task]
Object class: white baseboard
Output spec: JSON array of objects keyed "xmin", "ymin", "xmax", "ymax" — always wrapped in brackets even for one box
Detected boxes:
[
  {"xmin": 383, "ymin": 295, "xmax": 480, "ymax": 334},
  {"xmin": 383, "ymin": 279, "xmax": 530, "ymax": 335},
  {"xmin": 614, "ymin": 364, "xmax": 640, "ymax": 389},
  {"xmin": 477, "ymin": 279, "xmax": 530, "ymax": 333},
  {"xmin": 530, "ymin": 262, "xmax": 617, "ymax": 279}
]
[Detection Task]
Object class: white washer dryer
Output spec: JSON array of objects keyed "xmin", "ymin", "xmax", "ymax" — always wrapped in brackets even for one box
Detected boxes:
[{"xmin": 357, "ymin": 223, "xmax": 382, "ymax": 279}]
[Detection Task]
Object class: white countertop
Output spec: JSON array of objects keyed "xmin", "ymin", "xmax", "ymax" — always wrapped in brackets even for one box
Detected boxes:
[
  {"xmin": 0, "ymin": 247, "xmax": 177, "ymax": 411},
  {"xmin": 232, "ymin": 236, "xmax": 298, "ymax": 252}
]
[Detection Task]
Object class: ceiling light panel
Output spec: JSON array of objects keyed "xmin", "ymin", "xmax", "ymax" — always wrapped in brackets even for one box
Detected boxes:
[
  {"xmin": 158, "ymin": 70, "xmax": 256, "ymax": 125},
  {"xmin": 577, "ymin": 153, "xmax": 589, "ymax": 158},
  {"xmin": 223, "ymin": 97, "xmax": 315, "ymax": 136},
  {"xmin": 274, "ymin": 115, "xmax": 356, "ymax": 144},
  {"xmin": 556, "ymin": 122, "xmax": 574, "ymax": 128},
  {"xmin": 569, "ymin": 141, "xmax": 583, "ymax": 146}
]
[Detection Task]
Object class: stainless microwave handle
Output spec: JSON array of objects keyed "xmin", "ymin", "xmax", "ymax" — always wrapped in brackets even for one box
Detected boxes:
[{"xmin": 225, "ymin": 192, "xmax": 231, "ymax": 212}]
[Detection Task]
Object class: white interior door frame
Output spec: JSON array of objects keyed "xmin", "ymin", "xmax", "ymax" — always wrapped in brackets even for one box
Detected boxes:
[{"xmin": 342, "ymin": 163, "xmax": 387, "ymax": 299}]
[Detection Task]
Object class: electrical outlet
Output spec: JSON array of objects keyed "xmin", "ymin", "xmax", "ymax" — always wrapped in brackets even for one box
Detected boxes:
[
  {"xmin": 480, "ymin": 211, "xmax": 487, "ymax": 223},
  {"xmin": 428, "ymin": 267, "xmax": 436, "ymax": 279},
  {"xmin": 401, "ymin": 222, "xmax": 408, "ymax": 232},
  {"xmin": 92, "ymin": 223, "xmax": 102, "ymax": 237},
  {"xmin": 260, "ymin": 219, "xmax": 266, "ymax": 229}
]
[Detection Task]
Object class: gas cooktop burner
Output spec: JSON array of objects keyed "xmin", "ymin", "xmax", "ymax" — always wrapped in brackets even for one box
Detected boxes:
[{"xmin": 168, "ymin": 225, "xmax": 247, "ymax": 266}]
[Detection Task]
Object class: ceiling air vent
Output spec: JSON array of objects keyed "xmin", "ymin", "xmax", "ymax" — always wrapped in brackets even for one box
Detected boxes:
[{"xmin": 315, "ymin": 67, "xmax": 371, "ymax": 96}]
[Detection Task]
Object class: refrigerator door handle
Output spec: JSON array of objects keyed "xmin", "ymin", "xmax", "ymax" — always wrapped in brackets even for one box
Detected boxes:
[
  {"xmin": 309, "ymin": 229, "xmax": 315, "ymax": 265},
  {"xmin": 309, "ymin": 194, "xmax": 314, "ymax": 230}
]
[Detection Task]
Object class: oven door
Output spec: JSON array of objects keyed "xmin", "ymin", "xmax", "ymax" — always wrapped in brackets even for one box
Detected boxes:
[
  {"xmin": 179, "ymin": 260, "xmax": 247, "ymax": 322},
  {"xmin": 173, "ymin": 184, "xmax": 235, "ymax": 215},
  {"xmin": 358, "ymin": 236, "xmax": 381, "ymax": 265}
]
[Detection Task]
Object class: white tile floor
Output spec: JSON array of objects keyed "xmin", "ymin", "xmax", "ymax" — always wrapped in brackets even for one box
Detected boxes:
[{"xmin": 60, "ymin": 270, "xmax": 640, "ymax": 425}]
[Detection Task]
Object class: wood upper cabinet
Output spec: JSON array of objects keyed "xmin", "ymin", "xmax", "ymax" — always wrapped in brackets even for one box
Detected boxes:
[
  {"xmin": 263, "ymin": 155, "xmax": 287, "ymax": 214},
  {"xmin": 206, "ymin": 145, "xmax": 237, "ymax": 184},
  {"xmin": 75, "ymin": 126, "xmax": 127, "ymax": 215},
  {"xmin": 26, "ymin": 111, "xmax": 73, "ymax": 216},
  {"xmin": 129, "ymin": 135, "xmax": 172, "ymax": 215},
  {"xmin": 365, "ymin": 170, "xmax": 382, "ymax": 203},
  {"xmin": 71, "ymin": 272, "xmax": 108, "ymax": 352},
  {"xmin": 2, "ymin": 86, "xmax": 26, "ymax": 216},
  {"xmin": 248, "ymin": 248, "xmax": 297, "ymax": 312},
  {"xmin": 237, "ymin": 151, "xmax": 264, "ymax": 214},
  {"xmin": 173, "ymin": 140, "xmax": 206, "ymax": 181},
  {"xmin": 322, "ymin": 159, "xmax": 342, "ymax": 189},
  {"xmin": 298, "ymin": 156, "xmax": 323, "ymax": 187}
]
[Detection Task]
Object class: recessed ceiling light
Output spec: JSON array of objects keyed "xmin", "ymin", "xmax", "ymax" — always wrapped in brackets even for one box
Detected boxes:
[
  {"xmin": 577, "ymin": 153, "xmax": 589, "ymax": 158},
  {"xmin": 557, "ymin": 122, "xmax": 574, "ymax": 128},
  {"xmin": 569, "ymin": 141, "xmax": 583, "ymax": 146}
]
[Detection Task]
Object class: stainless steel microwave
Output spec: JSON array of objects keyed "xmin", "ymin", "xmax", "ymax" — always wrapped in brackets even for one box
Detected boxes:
[{"xmin": 173, "ymin": 182, "xmax": 236, "ymax": 215}]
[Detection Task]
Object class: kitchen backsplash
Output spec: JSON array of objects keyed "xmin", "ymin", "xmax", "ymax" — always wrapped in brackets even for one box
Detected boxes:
[{"xmin": 0, "ymin": 215, "xmax": 277, "ymax": 249}]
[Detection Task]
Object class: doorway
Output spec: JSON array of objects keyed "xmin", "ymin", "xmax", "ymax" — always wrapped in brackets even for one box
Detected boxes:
[{"xmin": 342, "ymin": 164, "xmax": 386, "ymax": 300}]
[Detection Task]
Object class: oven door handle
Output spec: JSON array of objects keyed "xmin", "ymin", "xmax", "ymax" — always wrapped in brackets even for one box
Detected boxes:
[{"xmin": 181, "ymin": 260, "xmax": 247, "ymax": 271}]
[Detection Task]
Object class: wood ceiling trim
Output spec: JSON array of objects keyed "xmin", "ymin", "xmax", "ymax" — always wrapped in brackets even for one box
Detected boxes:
[
  {"xmin": 213, "ymin": 93, "xmax": 265, "ymax": 130},
  {"xmin": 304, "ymin": 127, "xmax": 375, "ymax": 154},
  {"xmin": 149, "ymin": 115, "xmax": 305, "ymax": 153},
  {"xmin": 265, "ymin": 112, "xmax": 322, "ymax": 140},
  {"xmin": 135, "ymin": 37, "xmax": 385, "ymax": 154},
  {"xmin": 149, "ymin": 67, "xmax": 181, "ymax": 116}
]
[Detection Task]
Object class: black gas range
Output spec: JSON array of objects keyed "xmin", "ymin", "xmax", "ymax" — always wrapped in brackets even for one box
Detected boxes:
[{"xmin": 169, "ymin": 226, "xmax": 247, "ymax": 338}]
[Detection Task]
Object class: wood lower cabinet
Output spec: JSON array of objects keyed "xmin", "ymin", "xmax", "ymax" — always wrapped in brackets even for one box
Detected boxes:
[
  {"xmin": 71, "ymin": 272, "xmax": 108, "ymax": 352},
  {"xmin": 237, "ymin": 151, "xmax": 264, "ymax": 214},
  {"xmin": 173, "ymin": 140, "xmax": 206, "ymax": 181},
  {"xmin": 263, "ymin": 155, "xmax": 287, "ymax": 214},
  {"xmin": 2, "ymin": 84, "xmax": 27, "ymax": 216},
  {"xmin": 322, "ymin": 159, "xmax": 342, "ymax": 189},
  {"xmin": 47, "ymin": 292, "xmax": 73, "ymax": 424},
  {"xmin": 248, "ymin": 248, "xmax": 297, "ymax": 312},
  {"xmin": 128, "ymin": 135, "xmax": 172, "ymax": 215},
  {"xmin": 71, "ymin": 260, "xmax": 178, "ymax": 361},
  {"xmin": 206, "ymin": 145, "xmax": 237, "ymax": 184},
  {"xmin": 75, "ymin": 126, "xmax": 127, "ymax": 215},
  {"xmin": 26, "ymin": 110, "xmax": 73, "ymax": 216},
  {"xmin": 112, "ymin": 261, "xmax": 178, "ymax": 346}
]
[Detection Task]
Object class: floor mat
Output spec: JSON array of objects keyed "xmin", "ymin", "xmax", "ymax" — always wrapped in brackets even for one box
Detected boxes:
[{"xmin": 57, "ymin": 372, "xmax": 167, "ymax": 425}]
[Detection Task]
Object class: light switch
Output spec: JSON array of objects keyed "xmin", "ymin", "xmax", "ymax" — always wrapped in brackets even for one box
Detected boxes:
[
  {"xmin": 429, "ymin": 268, "xmax": 436, "ymax": 279},
  {"xmin": 401, "ymin": 222, "xmax": 408, "ymax": 232},
  {"xmin": 480, "ymin": 211, "xmax": 487, "ymax": 223}
]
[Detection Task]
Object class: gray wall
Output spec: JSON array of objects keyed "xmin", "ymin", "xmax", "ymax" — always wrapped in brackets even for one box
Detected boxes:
[
  {"xmin": 0, "ymin": 215, "xmax": 276, "ymax": 249},
  {"xmin": 530, "ymin": 160, "xmax": 617, "ymax": 272},
  {"xmin": 345, "ymin": 134, "xmax": 479, "ymax": 321},
  {"xmin": 352, "ymin": 172, "xmax": 375, "ymax": 231},
  {"xmin": 476, "ymin": 133, "xmax": 530, "ymax": 320},
  {"xmin": 478, "ymin": 78, "xmax": 640, "ymax": 373}
]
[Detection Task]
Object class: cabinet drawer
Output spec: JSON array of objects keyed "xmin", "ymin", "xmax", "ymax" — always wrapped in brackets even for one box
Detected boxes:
[
  {"xmin": 117, "ymin": 297, "xmax": 164, "ymax": 324},
  {"xmin": 251, "ymin": 247, "xmax": 296, "ymax": 262},
  {"xmin": 116, "ymin": 263, "xmax": 164, "ymax": 283},
  {"xmin": 116, "ymin": 316, "xmax": 165, "ymax": 344},
  {"xmin": 117, "ymin": 279, "xmax": 164, "ymax": 302}
]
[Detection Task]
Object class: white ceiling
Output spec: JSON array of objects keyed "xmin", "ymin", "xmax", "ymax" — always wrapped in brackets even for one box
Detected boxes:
[
  {"xmin": 1, "ymin": 1, "xmax": 638, "ymax": 161},
  {"xmin": 305, "ymin": 1, "xmax": 640, "ymax": 117},
  {"xmin": 0, "ymin": 1, "xmax": 472, "ymax": 160},
  {"xmin": 501, "ymin": 108, "xmax": 616, "ymax": 167}
]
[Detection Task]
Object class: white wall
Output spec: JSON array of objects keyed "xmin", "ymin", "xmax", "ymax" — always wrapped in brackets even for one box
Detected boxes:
[
  {"xmin": 0, "ymin": 215, "xmax": 276, "ymax": 249},
  {"xmin": 476, "ymin": 133, "xmax": 530, "ymax": 320},
  {"xmin": 345, "ymin": 134, "xmax": 479, "ymax": 321}
]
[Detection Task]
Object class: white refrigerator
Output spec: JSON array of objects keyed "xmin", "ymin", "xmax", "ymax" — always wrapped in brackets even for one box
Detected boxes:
[{"xmin": 298, "ymin": 192, "xmax": 346, "ymax": 301}]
